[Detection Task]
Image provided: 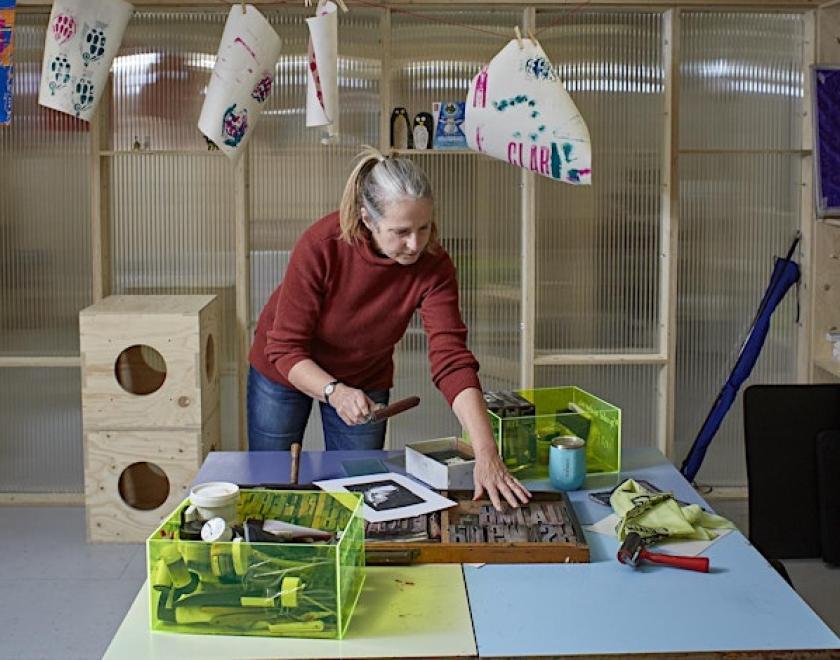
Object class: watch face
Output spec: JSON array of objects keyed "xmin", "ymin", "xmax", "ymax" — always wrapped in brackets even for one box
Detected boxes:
[{"xmin": 325, "ymin": 382, "xmax": 337, "ymax": 396}]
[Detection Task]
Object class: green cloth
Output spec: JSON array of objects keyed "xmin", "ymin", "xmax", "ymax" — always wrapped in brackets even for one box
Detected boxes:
[{"xmin": 609, "ymin": 479, "xmax": 735, "ymax": 546}]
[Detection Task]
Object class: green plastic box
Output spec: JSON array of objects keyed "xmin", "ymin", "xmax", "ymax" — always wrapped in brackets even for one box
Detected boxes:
[
  {"xmin": 485, "ymin": 386, "xmax": 621, "ymax": 478},
  {"xmin": 147, "ymin": 489, "xmax": 365, "ymax": 639}
]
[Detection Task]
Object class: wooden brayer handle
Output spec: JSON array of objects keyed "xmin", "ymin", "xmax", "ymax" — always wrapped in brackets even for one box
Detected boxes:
[
  {"xmin": 290, "ymin": 442, "xmax": 301, "ymax": 486},
  {"xmin": 367, "ymin": 396, "xmax": 420, "ymax": 423}
]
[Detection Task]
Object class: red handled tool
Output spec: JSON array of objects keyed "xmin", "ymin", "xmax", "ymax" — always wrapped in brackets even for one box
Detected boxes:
[{"xmin": 617, "ymin": 531, "xmax": 710, "ymax": 573}]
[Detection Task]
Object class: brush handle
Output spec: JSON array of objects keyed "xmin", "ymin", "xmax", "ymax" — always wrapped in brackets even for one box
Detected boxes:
[{"xmin": 641, "ymin": 549, "xmax": 710, "ymax": 572}]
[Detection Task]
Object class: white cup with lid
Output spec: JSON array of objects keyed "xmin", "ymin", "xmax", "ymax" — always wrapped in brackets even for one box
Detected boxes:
[{"xmin": 189, "ymin": 481, "xmax": 239, "ymax": 524}]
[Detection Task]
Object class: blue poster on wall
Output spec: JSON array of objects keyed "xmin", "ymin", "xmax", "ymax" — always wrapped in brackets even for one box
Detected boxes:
[
  {"xmin": 0, "ymin": 0, "xmax": 14, "ymax": 126},
  {"xmin": 813, "ymin": 66, "xmax": 840, "ymax": 218}
]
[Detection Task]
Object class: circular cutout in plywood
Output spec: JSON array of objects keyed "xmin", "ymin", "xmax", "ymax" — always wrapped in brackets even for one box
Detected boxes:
[
  {"xmin": 205, "ymin": 333, "xmax": 216, "ymax": 382},
  {"xmin": 118, "ymin": 461, "xmax": 170, "ymax": 510},
  {"xmin": 114, "ymin": 344, "xmax": 166, "ymax": 395}
]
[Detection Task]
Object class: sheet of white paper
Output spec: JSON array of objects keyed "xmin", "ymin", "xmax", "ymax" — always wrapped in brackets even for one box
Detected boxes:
[
  {"xmin": 313, "ymin": 472, "xmax": 456, "ymax": 523},
  {"xmin": 38, "ymin": 0, "xmax": 133, "ymax": 121},
  {"xmin": 197, "ymin": 4, "xmax": 281, "ymax": 161},
  {"xmin": 464, "ymin": 38, "xmax": 591, "ymax": 185},
  {"xmin": 586, "ymin": 512, "xmax": 733, "ymax": 557},
  {"xmin": 305, "ymin": 0, "xmax": 338, "ymax": 138}
]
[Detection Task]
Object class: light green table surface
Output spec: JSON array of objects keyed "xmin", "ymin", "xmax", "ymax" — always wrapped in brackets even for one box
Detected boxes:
[{"xmin": 104, "ymin": 564, "xmax": 477, "ymax": 659}]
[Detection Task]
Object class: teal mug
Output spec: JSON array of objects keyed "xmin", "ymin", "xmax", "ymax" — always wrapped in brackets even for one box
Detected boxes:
[{"xmin": 549, "ymin": 436, "xmax": 586, "ymax": 491}]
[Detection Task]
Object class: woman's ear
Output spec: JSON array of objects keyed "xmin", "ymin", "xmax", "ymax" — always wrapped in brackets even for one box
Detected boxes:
[{"xmin": 360, "ymin": 208, "xmax": 373, "ymax": 231}]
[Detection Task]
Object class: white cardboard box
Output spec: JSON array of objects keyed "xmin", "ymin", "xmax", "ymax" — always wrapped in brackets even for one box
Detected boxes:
[{"xmin": 405, "ymin": 437, "xmax": 476, "ymax": 490}]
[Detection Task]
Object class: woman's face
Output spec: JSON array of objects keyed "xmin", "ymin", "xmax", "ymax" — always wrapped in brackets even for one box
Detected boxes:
[{"xmin": 363, "ymin": 198, "xmax": 433, "ymax": 265}]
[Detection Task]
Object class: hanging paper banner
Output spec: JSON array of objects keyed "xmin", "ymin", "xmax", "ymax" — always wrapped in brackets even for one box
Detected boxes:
[
  {"xmin": 464, "ymin": 39, "xmax": 592, "ymax": 185},
  {"xmin": 198, "ymin": 5, "xmax": 281, "ymax": 161},
  {"xmin": 305, "ymin": 0, "xmax": 338, "ymax": 141},
  {"xmin": 37, "ymin": 0, "xmax": 133, "ymax": 122},
  {"xmin": 0, "ymin": 0, "xmax": 16, "ymax": 126}
]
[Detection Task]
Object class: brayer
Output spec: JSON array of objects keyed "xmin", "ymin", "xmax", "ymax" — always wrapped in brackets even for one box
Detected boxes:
[
  {"xmin": 617, "ymin": 532, "xmax": 710, "ymax": 573},
  {"xmin": 366, "ymin": 396, "xmax": 420, "ymax": 423}
]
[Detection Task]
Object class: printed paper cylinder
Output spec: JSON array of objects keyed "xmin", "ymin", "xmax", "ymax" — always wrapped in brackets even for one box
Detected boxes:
[
  {"xmin": 0, "ymin": 0, "xmax": 15, "ymax": 126},
  {"xmin": 305, "ymin": 0, "xmax": 338, "ymax": 139},
  {"xmin": 37, "ymin": 0, "xmax": 133, "ymax": 122},
  {"xmin": 198, "ymin": 4, "xmax": 281, "ymax": 161},
  {"xmin": 464, "ymin": 39, "xmax": 592, "ymax": 185}
]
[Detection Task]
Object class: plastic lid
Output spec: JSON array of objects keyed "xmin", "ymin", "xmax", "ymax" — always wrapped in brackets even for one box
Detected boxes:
[
  {"xmin": 189, "ymin": 481, "xmax": 239, "ymax": 507},
  {"xmin": 201, "ymin": 517, "xmax": 232, "ymax": 542}
]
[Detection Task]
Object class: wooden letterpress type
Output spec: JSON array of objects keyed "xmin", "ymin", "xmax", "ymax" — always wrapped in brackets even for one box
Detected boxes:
[
  {"xmin": 479, "ymin": 505, "xmax": 497, "ymax": 525},
  {"xmin": 459, "ymin": 514, "xmax": 479, "ymax": 527},
  {"xmin": 486, "ymin": 524, "xmax": 508, "ymax": 543},
  {"xmin": 506, "ymin": 524, "xmax": 532, "ymax": 542},
  {"xmin": 450, "ymin": 525, "xmax": 469, "ymax": 543},
  {"xmin": 537, "ymin": 524, "xmax": 563, "ymax": 543},
  {"xmin": 528, "ymin": 503, "xmax": 548, "ymax": 525},
  {"xmin": 514, "ymin": 508, "xmax": 527, "ymax": 525}
]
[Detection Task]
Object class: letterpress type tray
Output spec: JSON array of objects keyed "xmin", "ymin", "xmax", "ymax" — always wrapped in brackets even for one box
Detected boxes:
[{"xmin": 364, "ymin": 490, "xmax": 589, "ymax": 565}]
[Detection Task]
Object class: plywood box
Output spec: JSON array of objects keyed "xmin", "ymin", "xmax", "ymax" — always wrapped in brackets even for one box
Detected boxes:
[
  {"xmin": 84, "ymin": 410, "xmax": 220, "ymax": 543},
  {"xmin": 79, "ymin": 295, "xmax": 220, "ymax": 431}
]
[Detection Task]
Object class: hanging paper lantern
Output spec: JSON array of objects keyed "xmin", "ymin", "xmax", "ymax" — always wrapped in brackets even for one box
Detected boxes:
[
  {"xmin": 38, "ymin": 0, "xmax": 133, "ymax": 122},
  {"xmin": 464, "ymin": 39, "xmax": 592, "ymax": 185},
  {"xmin": 197, "ymin": 4, "xmax": 281, "ymax": 160}
]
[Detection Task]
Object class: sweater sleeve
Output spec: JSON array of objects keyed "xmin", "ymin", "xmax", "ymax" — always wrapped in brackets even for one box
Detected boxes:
[
  {"xmin": 419, "ymin": 256, "xmax": 481, "ymax": 406},
  {"xmin": 264, "ymin": 234, "xmax": 328, "ymax": 379}
]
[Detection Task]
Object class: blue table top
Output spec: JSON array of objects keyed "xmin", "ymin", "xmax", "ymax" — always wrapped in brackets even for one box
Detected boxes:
[{"xmin": 194, "ymin": 447, "xmax": 840, "ymax": 656}]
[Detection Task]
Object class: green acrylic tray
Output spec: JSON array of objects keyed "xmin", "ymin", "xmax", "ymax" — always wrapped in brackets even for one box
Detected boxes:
[
  {"xmin": 147, "ymin": 489, "xmax": 365, "ymax": 639},
  {"xmin": 486, "ymin": 386, "xmax": 621, "ymax": 478}
]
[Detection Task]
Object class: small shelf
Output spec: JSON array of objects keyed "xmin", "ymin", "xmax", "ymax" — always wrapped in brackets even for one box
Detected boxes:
[
  {"xmin": 389, "ymin": 148, "xmax": 477, "ymax": 156},
  {"xmin": 100, "ymin": 149, "xmax": 224, "ymax": 157},
  {"xmin": 814, "ymin": 356, "xmax": 840, "ymax": 379}
]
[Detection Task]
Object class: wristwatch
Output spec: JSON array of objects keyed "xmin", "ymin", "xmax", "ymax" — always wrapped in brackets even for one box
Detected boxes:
[{"xmin": 323, "ymin": 380, "xmax": 339, "ymax": 404}]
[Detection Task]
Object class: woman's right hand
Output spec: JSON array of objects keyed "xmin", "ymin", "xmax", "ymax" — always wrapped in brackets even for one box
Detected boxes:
[{"xmin": 329, "ymin": 384, "xmax": 377, "ymax": 426}]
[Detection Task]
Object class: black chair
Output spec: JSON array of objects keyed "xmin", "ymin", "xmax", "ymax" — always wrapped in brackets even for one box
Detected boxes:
[{"xmin": 743, "ymin": 384, "xmax": 840, "ymax": 577}]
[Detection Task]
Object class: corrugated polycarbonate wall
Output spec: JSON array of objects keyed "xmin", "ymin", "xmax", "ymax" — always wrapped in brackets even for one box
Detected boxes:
[
  {"xmin": 110, "ymin": 11, "xmax": 236, "ymax": 366},
  {"xmin": 676, "ymin": 12, "xmax": 804, "ymax": 485},
  {"xmin": 0, "ymin": 15, "xmax": 90, "ymax": 492},
  {"xmin": 534, "ymin": 11, "xmax": 663, "ymax": 356},
  {"xmin": 0, "ymin": 15, "xmax": 91, "ymax": 356},
  {"xmin": 532, "ymin": 11, "xmax": 663, "ymax": 451},
  {"xmin": 388, "ymin": 10, "xmax": 522, "ymax": 448}
]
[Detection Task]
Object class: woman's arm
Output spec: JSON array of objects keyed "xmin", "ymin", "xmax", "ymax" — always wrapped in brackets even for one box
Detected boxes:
[{"xmin": 452, "ymin": 387, "xmax": 531, "ymax": 510}]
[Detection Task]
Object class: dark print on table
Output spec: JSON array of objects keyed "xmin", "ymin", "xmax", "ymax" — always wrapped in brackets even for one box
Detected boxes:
[{"xmin": 346, "ymin": 479, "xmax": 424, "ymax": 512}]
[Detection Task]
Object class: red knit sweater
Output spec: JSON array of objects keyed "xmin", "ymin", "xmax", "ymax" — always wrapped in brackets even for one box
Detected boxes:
[{"xmin": 249, "ymin": 212, "xmax": 481, "ymax": 405}]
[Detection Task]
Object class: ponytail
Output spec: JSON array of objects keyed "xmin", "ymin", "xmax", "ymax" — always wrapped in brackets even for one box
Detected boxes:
[{"xmin": 339, "ymin": 145, "xmax": 438, "ymax": 250}]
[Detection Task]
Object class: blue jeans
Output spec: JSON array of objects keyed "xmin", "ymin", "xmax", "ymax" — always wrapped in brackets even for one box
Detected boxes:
[{"xmin": 247, "ymin": 367, "xmax": 390, "ymax": 451}]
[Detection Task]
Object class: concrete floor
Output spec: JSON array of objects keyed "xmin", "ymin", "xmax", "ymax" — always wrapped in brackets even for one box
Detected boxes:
[{"xmin": 0, "ymin": 502, "xmax": 837, "ymax": 660}]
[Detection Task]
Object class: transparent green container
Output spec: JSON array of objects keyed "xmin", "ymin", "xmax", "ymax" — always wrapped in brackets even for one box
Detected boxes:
[
  {"xmin": 486, "ymin": 386, "xmax": 621, "ymax": 478},
  {"xmin": 147, "ymin": 489, "xmax": 365, "ymax": 639}
]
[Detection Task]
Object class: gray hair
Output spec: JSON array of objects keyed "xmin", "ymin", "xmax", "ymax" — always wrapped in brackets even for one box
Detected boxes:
[{"xmin": 339, "ymin": 146, "xmax": 437, "ymax": 245}]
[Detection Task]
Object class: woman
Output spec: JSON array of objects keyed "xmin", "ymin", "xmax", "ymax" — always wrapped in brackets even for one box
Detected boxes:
[{"xmin": 248, "ymin": 146, "xmax": 530, "ymax": 510}]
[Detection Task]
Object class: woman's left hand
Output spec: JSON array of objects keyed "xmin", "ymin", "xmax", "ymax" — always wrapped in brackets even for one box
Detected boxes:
[{"xmin": 472, "ymin": 452, "xmax": 531, "ymax": 511}]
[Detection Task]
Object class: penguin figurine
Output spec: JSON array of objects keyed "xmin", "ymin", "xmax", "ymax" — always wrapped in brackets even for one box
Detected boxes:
[
  {"xmin": 390, "ymin": 107, "xmax": 413, "ymax": 150},
  {"xmin": 413, "ymin": 112, "xmax": 433, "ymax": 150}
]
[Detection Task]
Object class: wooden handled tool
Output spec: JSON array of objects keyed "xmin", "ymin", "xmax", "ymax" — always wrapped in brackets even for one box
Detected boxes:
[
  {"xmin": 367, "ymin": 396, "xmax": 420, "ymax": 423},
  {"xmin": 617, "ymin": 532, "xmax": 709, "ymax": 573},
  {"xmin": 290, "ymin": 442, "xmax": 301, "ymax": 486}
]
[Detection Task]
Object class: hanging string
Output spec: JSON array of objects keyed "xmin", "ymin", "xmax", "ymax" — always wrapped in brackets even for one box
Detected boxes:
[{"xmin": 213, "ymin": 0, "xmax": 593, "ymax": 41}]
